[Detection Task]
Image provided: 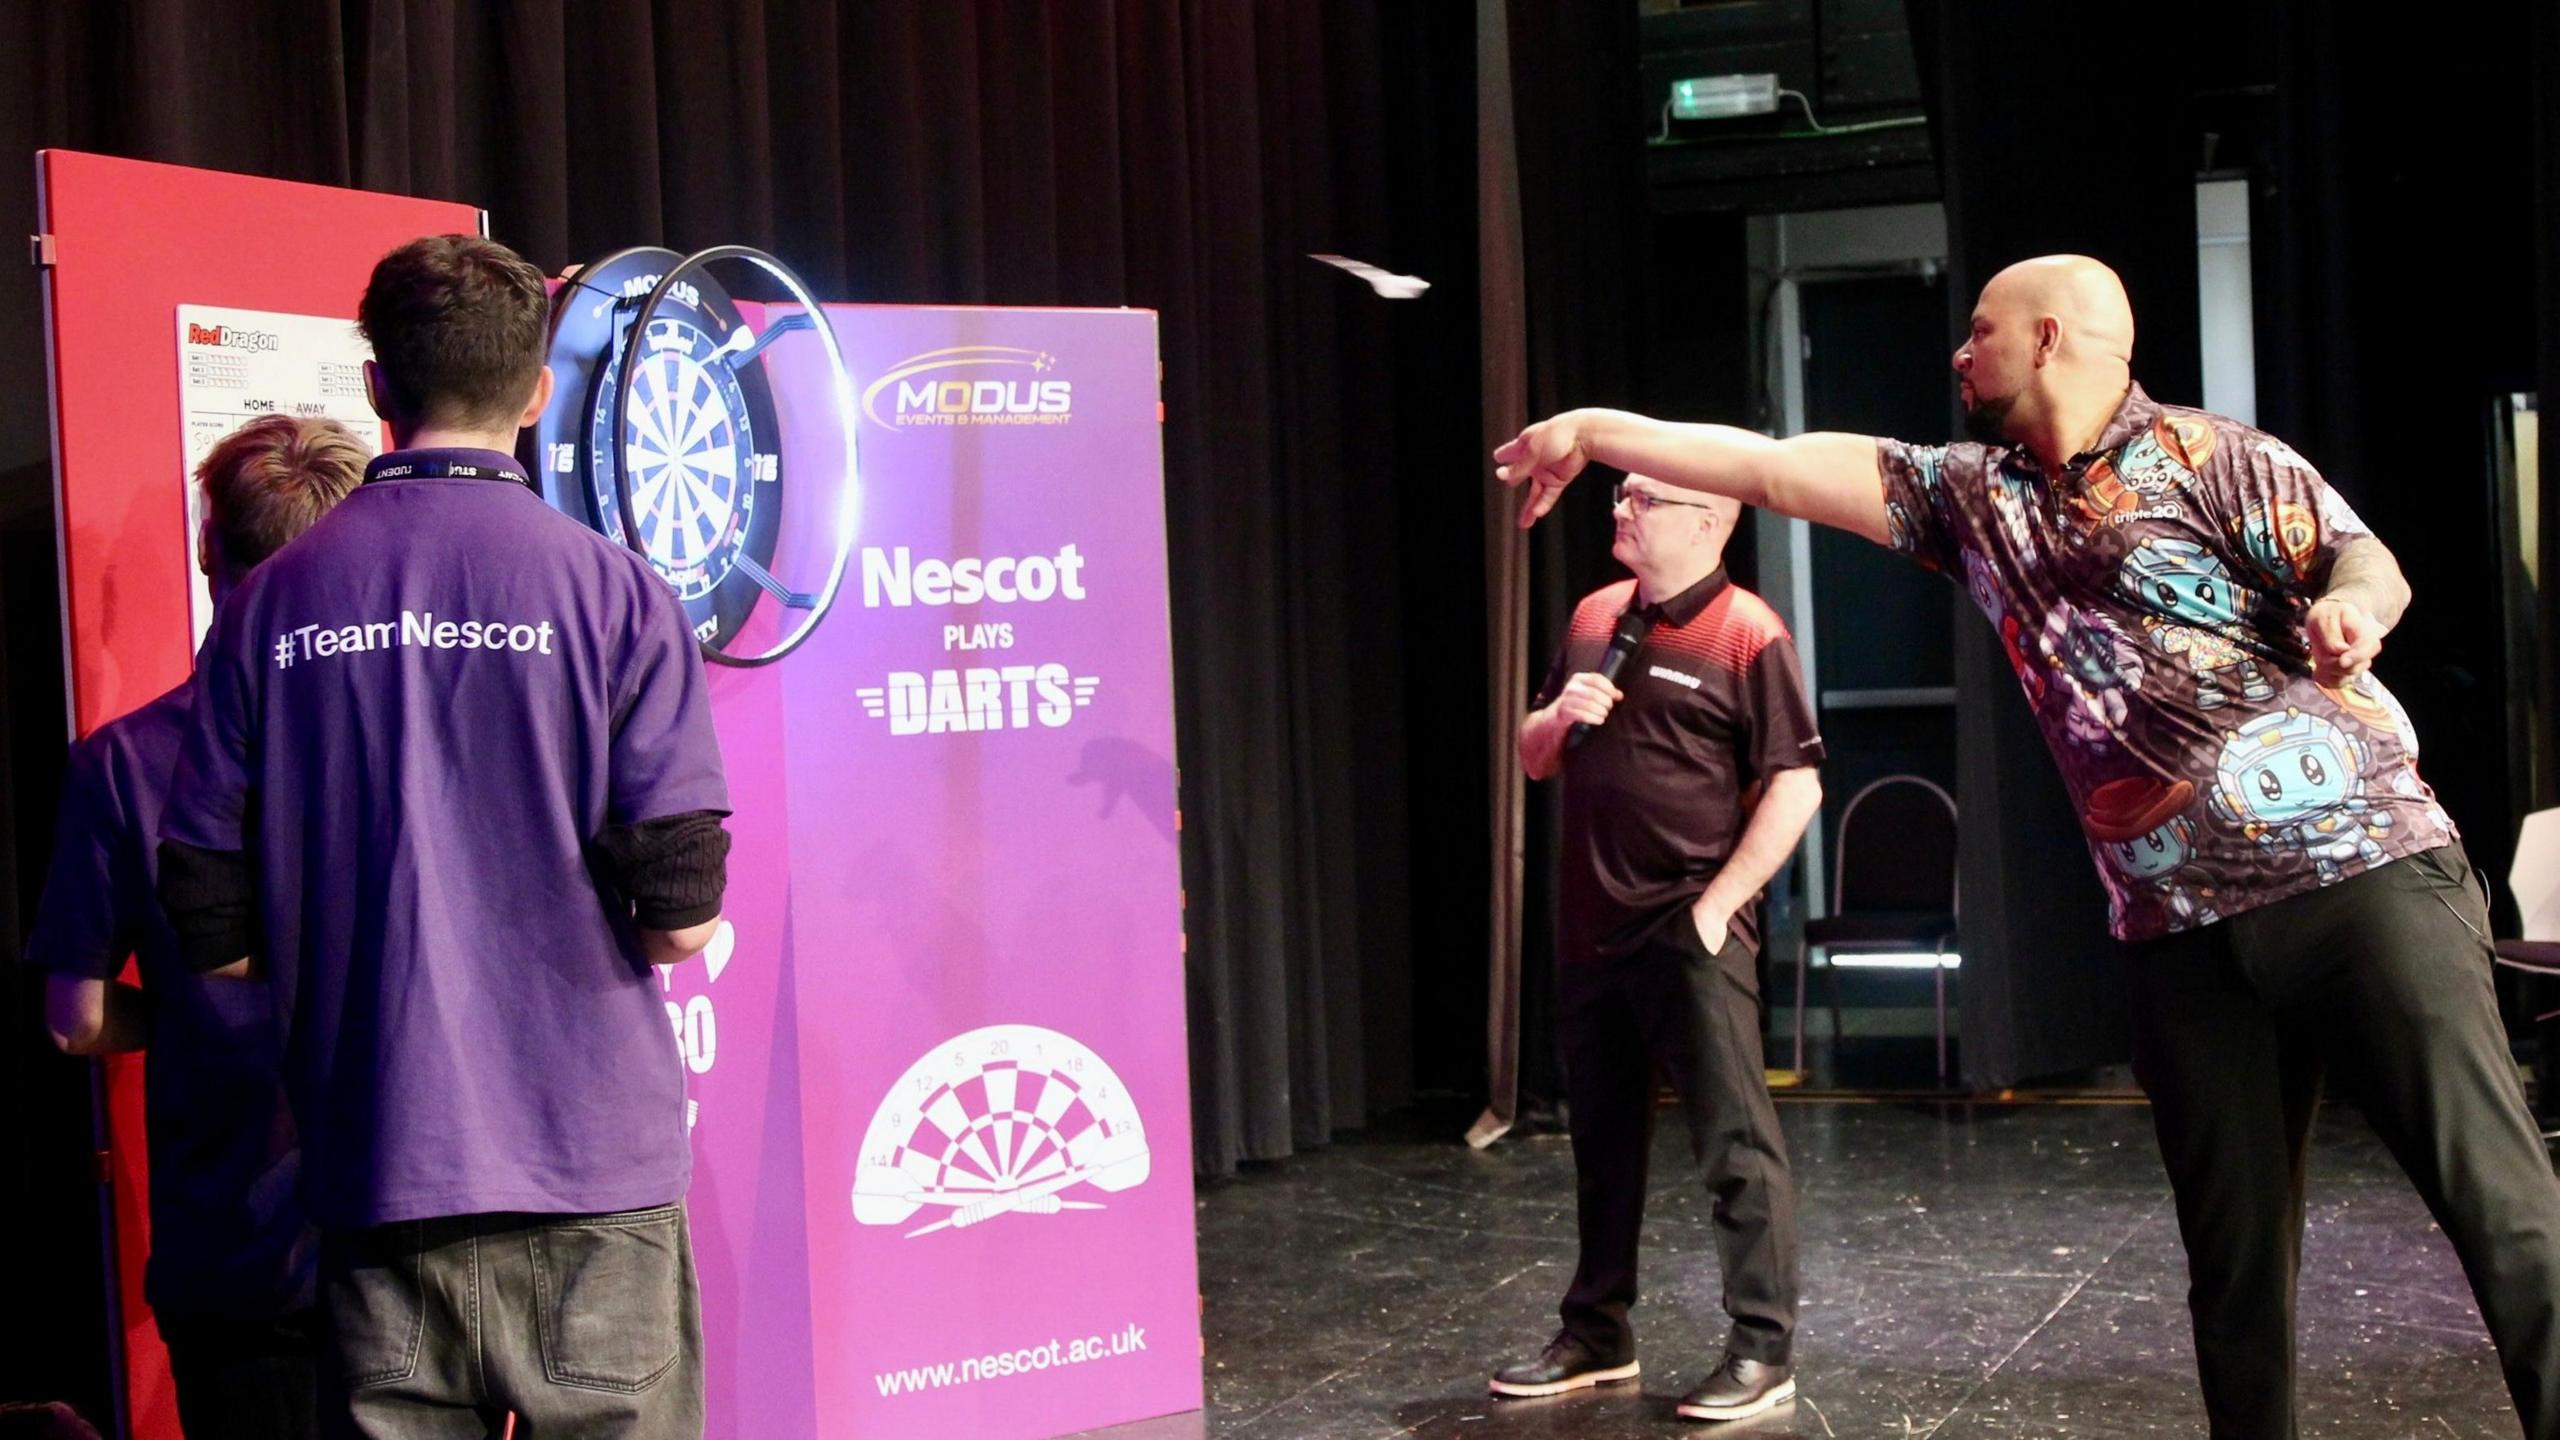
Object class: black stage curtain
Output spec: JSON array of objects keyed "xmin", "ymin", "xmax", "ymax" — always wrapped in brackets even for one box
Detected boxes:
[
  {"xmin": 0, "ymin": 25, "xmax": 1494, "ymax": 1405},
  {"xmin": 1500, "ymin": 0, "xmax": 1650, "ymax": 1126},
  {"xmin": 2253, "ymin": 0, "xmax": 2543, "ymax": 900},
  {"xmin": 2542, "ymin": 0, "xmax": 2560, "ymax": 814},
  {"xmin": 1905, "ymin": 0, "xmax": 2201, "ymax": 1086}
]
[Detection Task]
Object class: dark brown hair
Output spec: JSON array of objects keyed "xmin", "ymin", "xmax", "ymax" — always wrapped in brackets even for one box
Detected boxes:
[{"xmin": 356, "ymin": 235, "xmax": 549, "ymax": 429}]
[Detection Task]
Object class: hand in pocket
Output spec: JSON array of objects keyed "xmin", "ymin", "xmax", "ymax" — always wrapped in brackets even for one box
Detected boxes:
[{"xmin": 1691, "ymin": 898, "xmax": 1733, "ymax": 956}]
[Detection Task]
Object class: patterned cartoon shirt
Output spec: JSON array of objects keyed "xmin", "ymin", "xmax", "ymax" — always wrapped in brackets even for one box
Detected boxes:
[{"xmin": 1875, "ymin": 383, "xmax": 2455, "ymax": 942}]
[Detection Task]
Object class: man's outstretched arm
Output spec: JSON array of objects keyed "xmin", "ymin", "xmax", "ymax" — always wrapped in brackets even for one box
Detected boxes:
[{"xmin": 1495, "ymin": 409, "xmax": 1891, "ymax": 543}]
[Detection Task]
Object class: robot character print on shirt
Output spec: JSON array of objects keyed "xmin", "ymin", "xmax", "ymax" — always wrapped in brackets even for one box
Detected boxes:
[
  {"xmin": 2037, "ymin": 600, "xmax": 2144, "ymax": 750},
  {"xmin": 2325, "ymin": 671, "xmax": 2457, "ymax": 835},
  {"xmin": 2207, "ymin": 708, "xmax": 2392, "ymax": 885},
  {"xmin": 2084, "ymin": 775, "xmax": 2220, "ymax": 929},
  {"xmin": 2230, "ymin": 497, "xmax": 2322, "ymax": 586},
  {"xmin": 2119, "ymin": 535, "xmax": 2277, "ymax": 711},
  {"xmin": 1962, "ymin": 546, "xmax": 2051, "ymax": 706},
  {"xmin": 2067, "ymin": 412, "xmax": 2214, "ymax": 535}
]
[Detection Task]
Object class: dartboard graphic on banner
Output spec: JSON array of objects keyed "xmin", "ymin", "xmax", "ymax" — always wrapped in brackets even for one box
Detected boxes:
[
  {"xmin": 853, "ymin": 1025, "xmax": 1152, "ymax": 1239},
  {"xmin": 526, "ymin": 245, "xmax": 858, "ymax": 666}
]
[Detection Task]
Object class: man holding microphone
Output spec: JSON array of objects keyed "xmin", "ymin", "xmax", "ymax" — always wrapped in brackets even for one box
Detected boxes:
[{"xmin": 1491, "ymin": 475, "xmax": 1824, "ymax": 1423}]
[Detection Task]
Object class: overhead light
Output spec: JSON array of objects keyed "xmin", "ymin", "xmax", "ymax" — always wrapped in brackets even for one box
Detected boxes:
[
  {"xmin": 1669, "ymin": 73, "xmax": 1779, "ymax": 121},
  {"xmin": 1825, "ymin": 951, "xmax": 1961, "ymax": 970}
]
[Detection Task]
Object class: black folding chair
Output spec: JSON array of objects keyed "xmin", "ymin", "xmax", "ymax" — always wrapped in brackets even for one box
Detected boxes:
[
  {"xmin": 1793, "ymin": 774, "xmax": 1958, "ymax": 1085},
  {"xmin": 2493, "ymin": 807, "xmax": 2560, "ymax": 1145}
]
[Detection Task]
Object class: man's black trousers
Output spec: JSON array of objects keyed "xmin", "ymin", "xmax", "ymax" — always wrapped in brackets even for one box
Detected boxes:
[
  {"xmin": 1557, "ymin": 912, "xmax": 1798, "ymax": 1365},
  {"xmin": 2127, "ymin": 844, "xmax": 2560, "ymax": 1440}
]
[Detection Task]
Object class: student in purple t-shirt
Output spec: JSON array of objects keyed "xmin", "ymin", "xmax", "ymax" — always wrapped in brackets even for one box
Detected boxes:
[
  {"xmin": 158, "ymin": 235, "xmax": 731, "ymax": 1439},
  {"xmin": 27, "ymin": 415, "xmax": 367, "ymax": 1440}
]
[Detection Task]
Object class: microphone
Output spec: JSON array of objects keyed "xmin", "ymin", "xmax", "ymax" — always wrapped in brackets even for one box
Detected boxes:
[{"xmin": 1565, "ymin": 605, "xmax": 1656, "ymax": 752}]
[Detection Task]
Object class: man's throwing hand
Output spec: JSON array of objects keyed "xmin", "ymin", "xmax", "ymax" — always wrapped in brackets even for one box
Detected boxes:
[
  {"xmin": 1494, "ymin": 413, "xmax": 1589, "ymax": 529},
  {"xmin": 2305, "ymin": 597, "xmax": 2384, "ymax": 685}
]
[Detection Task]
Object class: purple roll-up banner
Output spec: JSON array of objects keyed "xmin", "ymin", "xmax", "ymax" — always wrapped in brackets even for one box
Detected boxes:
[{"xmin": 661, "ymin": 303, "xmax": 1201, "ymax": 1438}]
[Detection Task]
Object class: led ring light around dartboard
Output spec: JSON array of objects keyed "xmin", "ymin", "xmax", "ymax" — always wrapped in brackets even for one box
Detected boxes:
[{"xmin": 530, "ymin": 245, "xmax": 857, "ymax": 666}]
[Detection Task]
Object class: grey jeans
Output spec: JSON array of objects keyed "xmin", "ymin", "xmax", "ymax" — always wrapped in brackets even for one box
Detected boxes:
[{"xmin": 319, "ymin": 1204, "xmax": 703, "ymax": 1440}]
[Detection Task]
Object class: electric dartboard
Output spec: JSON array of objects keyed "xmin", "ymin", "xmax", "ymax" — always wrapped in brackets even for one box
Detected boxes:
[
  {"xmin": 527, "ymin": 245, "xmax": 857, "ymax": 665},
  {"xmin": 852, "ymin": 1024, "xmax": 1152, "ymax": 1239}
]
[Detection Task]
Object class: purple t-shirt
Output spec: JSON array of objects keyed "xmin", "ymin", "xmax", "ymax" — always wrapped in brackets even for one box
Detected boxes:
[
  {"xmin": 164, "ymin": 448, "xmax": 730, "ymax": 1229},
  {"xmin": 1875, "ymin": 385, "xmax": 2455, "ymax": 941},
  {"xmin": 24, "ymin": 680, "xmax": 314, "ymax": 1319}
]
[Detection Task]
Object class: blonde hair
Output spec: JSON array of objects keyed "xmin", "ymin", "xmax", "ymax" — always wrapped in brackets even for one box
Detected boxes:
[{"xmin": 197, "ymin": 416, "xmax": 370, "ymax": 572}]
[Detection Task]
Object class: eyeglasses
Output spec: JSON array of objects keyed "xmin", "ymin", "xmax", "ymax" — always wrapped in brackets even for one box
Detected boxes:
[{"xmin": 1612, "ymin": 481, "xmax": 1720, "ymax": 518}]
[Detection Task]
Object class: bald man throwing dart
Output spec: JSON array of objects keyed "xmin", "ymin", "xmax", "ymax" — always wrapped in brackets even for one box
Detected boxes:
[{"xmin": 1496, "ymin": 256, "xmax": 2560, "ymax": 1440}]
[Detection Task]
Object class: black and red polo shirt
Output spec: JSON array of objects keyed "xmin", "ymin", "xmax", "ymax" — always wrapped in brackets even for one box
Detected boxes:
[{"xmin": 1535, "ymin": 568, "xmax": 1825, "ymax": 962}]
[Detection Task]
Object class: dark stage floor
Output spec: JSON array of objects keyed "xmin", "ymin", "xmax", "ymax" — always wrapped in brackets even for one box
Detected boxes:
[{"xmin": 1165, "ymin": 1098, "xmax": 2529, "ymax": 1439}]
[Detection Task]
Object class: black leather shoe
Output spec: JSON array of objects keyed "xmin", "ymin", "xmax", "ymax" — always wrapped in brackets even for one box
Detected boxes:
[
  {"xmin": 1488, "ymin": 1331, "xmax": 1640, "ymax": 1398},
  {"xmin": 1676, "ymin": 1354, "xmax": 1795, "ymax": 1421}
]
